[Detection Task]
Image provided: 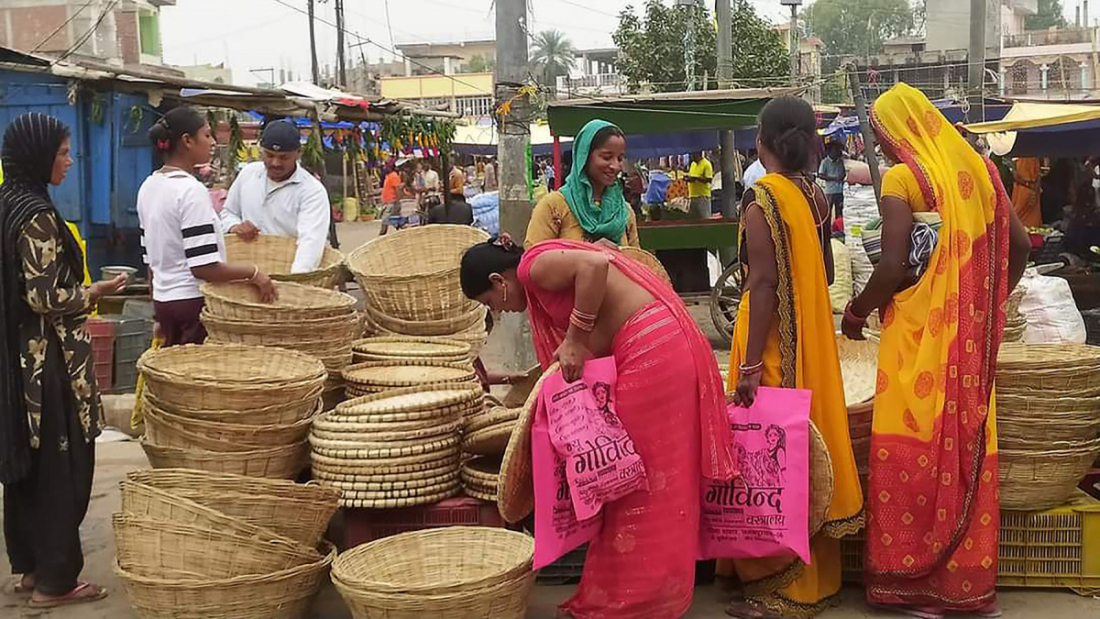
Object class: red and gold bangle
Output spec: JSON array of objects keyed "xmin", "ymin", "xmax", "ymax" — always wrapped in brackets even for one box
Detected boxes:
[
  {"xmin": 569, "ymin": 308, "xmax": 596, "ymax": 332},
  {"xmin": 739, "ymin": 360, "xmax": 765, "ymax": 376},
  {"xmin": 844, "ymin": 301, "xmax": 868, "ymax": 327}
]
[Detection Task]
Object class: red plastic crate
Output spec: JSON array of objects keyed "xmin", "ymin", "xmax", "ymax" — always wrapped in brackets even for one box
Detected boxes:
[
  {"xmin": 343, "ymin": 496, "xmax": 504, "ymax": 548},
  {"xmin": 86, "ymin": 318, "xmax": 115, "ymax": 390}
]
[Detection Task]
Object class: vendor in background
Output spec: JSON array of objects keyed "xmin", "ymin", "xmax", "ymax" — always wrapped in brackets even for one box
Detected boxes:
[
  {"xmin": 1011, "ymin": 158, "xmax": 1043, "ymax": 228},
  {"xmin": 448, "ymin": 159, "xmax": 466, "ymax": 198},
  {"xmin": 686, "ymin": 151, "xmax": 714, "ymax": 219},
  {"xmin": 417, "ymin": 160, "xmax": 442, "ymax": 209},
  {"xmin": 1064, "ymin": 178, "xmax": 1100, "ymax": 258},
  {"xmin": 483, "ymin": 157, "xmax": 498, "ymax": 192},
  {"xmin": 221, "ymin": 120, "xmax": 330, "ymax": 273},
  {"xmin": 138, "ymin": 107, "xmax": 277, "ymax": 347},
  {"xmin": 378, "ymin": 159, "xmax": 413, "ymax": 235},
  {"xmin": 1, "ymin": 113, "xmax": 128, "ymax": 609},
  {"xmin": 818, "ymin": 141, "xmax": 847, "ymax": 222},
  {"xmin": 525, "ymin": 119, "xmax": 640, "ymax": 249}
]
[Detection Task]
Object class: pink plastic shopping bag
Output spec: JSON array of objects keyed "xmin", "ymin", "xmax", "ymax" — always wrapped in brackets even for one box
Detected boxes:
[
  {"xmin": 699, "ymin": 386, "xmax": 812, "ymax": 563},
  {"xmin": 542, "ymin": 357, "xmax": 649, "ymax": 522},
  {"xmin": 532, "ymin": 397, "xmax": 601, "ymax": 569}
]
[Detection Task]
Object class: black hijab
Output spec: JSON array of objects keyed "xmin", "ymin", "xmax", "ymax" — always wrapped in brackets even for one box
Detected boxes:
[{"xmin": 0, "ymin": 112, "xmax": 81, "ymax": 483}]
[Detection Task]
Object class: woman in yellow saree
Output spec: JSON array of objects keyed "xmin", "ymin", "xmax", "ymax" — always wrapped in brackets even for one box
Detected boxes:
[
  {"xmin": 1011, "ymin": 158, "xmax": 1042, "ymax": 228},
  {"xmin": 842, "ymin": 84, "xmax": 1030, "ymax": 619},
  {"xmin": 722, "ymin": 96, "xmax": 864, "ymax": 619}
]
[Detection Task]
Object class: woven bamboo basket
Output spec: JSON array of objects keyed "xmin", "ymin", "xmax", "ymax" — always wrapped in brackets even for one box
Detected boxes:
[
  {"xmin": 141, "ymin": 439, "xmax": 309, "ymax": 480},
  {"xmin": 461, "ymin": 458, "xmax": 500, "ymax": 491},
  {"xmin": 112, "ymin": 515, "xmax": 319, "ymax": 579},
  {"xmin": 346, "ymin": 225, "xmax": 489, "ymax": 321},
  {"xmin": 144, "ymin": 409, "xmax": 258, "ymax": 453},
  {"xmin": 837, "ymin": 337, "xmax": 878, "ymax": 407},
  {"xmin": 365, "ymin": 304, "xmax": 486, "ymax": 338},
  {"xmin": 119, "ymin": 481, "xmax": 297, "ymax": 546},
  {"xmin": 500, "ymin": 365, "xmax": 543, "ymax": 408},
  {"xmin": 144, "ymin": 393, "xmax": 322, "ymax": 426},
  {"xmin": 311, "ymin": 415, "xmax": 461, "ymax": 444},
  {"xmin": 466, "ymin": 406, "xmax": 521, "ymax": 435},
  {"xmin": 343, "ymin": 360, "xmax": 478, "ymax": 393},
  {"xmin": 497, "ymin": 365, "xmax": 558, "ymax": 523},
  {"xmin": 998, "ymin": 342, "xmax": 1100, "ymax": 372},
  {"xmin": 332, "ymin": 527, "xmax": 533, "ymax": 595},
  {"xmin": 352, "ymin": 336, "xmax": 472, "ymax": 364},
  {"xmin": 310, "ymin": 449, "xmax": 461, "ymax": 474},
  {"xmin": 224, "ymin": 234, "xmax": 346, "ymax": 289},
  {"xmin": 618, "ymin": 246, "xmax": 672, "ymax": 286},
  {"xmin": 144, "ymin": 404, "xmax": 315, "ymax": 447},
  {"xmin": 126, "ymin": 469, "xmax": 339, "ymax": 547},
  {"xmin": 462, "ymin": 420, "xmax": 515, "ymax": 457},
  {"xmin": 998, "ymin": 438, "xmax": 1100, "ymax": 510},
  {"xmin": 334, "ymin": 384, "xmax": 483, "ymax": 418},
  {"xmin": 114, "ymin": 542, "xmax": 334, "ymax": 619},
  {"xmin": 202, "ymin": 281, "xmax": 357, "ymax": 322},
  {"xmin": 333, "ymin": 569, "xmax": 534, "ymax": 619},
  {"xmin": 202, "ymin": 311, "xmax": 360, "ymax": 349},
  {"xmin": 139, "ymin": 344, "xmax": 326, "ymax": 412}
]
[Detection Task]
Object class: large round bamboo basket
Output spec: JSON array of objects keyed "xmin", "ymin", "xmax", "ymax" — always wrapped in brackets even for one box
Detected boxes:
[
  {"xmin": 201, "ymin": 310, "xmax": 360, "ymax": 349},
  {"xmin": 141, "ymin": 439, "xmax": 309, "ymax": 480},
  {"xmin": 143, "ymin": 393, "xmax": 322, "ymax": 426},
  {"xmin": 201, "ymin": 281, "xmax": 357, "ymax": 322},
  {"xmin": 332, "ymin": 527, "xmax": 533, "ymax": 596},
  {"xmin": 997, "ymin": 343, "xmax": 1100, "ymax": 393},
  {"xmin": 346, "ymin": 225, "xmax": 489, "ymax": 321},
  {"xmin": 114, "ymin": 542, "xmax": 334, "ymax": 619},
  {"xmin": 125, "ymin": 469, "xmax": 339, "ymax": 547},
  {"xmin": 333, "ymin": 570, "xmax": 534, "ymax": 619},
  {"xmin": 618, "ymin": 246, "xmax": 671, "ymax": 286},
  {"xmin": 365, "ymin": 304, "xmax": 486, "ymax": 338},
  {"xmin": 342, "ymin": 360, "xmax": 478, "ymax": 396},
  {"xmin": 352, "ymin": 336, "xmax": 472, "ymax": 364},
  {"xmin": 998, "ymin": 437, "xmax": 1100, "ymax": 510},
  {"xmin": 138, "ymin": 344, "xmax": 326, "ymax": 412},
  {"xmin": 224, "ymin": 234, "xmax": 346, "ymax": 289},
  {"xmin": 112, "ymin": 514, "xmax": 319, "ymax": 579},
  {"xmin": 143, "ymin": 403, "xmax": 315, "ymax": 448}
]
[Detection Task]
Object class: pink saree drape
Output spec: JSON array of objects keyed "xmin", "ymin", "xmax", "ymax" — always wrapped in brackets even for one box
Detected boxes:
[{"xmin": 516, "ymin": 240, "xmax": 735, "ymax": 618}]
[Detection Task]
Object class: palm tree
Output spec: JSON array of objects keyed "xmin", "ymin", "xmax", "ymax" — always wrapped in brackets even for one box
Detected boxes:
[{"xmin": 531, "ymin": 30, "xmax": 578, "ymax": 93}]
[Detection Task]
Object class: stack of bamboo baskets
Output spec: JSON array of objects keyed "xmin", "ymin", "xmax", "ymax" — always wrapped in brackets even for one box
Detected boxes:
[
  {"xmin": 113, "ymin": 468, "xmax": 340, "ymax": 619},
  {"xmin": 347, "ymin": 225, "xmax": 490, "ymax": 356},
  {"xmin": 224, "ymin": 234, "xmax": 346, "ymax": 289},
  {"xmin": 996, "ymin": 342, "xmax": 1100, "ymax": 510},
  {"xmin": 1002, "ymin": 287, "xmax": 1027, "ymax": 343},
  {"xmin": 309, "ymin": 384, "xmax": 484, "ymax": 508},
  {"xmin": 201, "ymin": 281, "xmax": 359, "ymax": 408},
  {"xmin": 342, "ymin": 359, "xmax": 480, "ymax": 398},
  {"xmin": 137, "ymin": 344, "xmax": 325, "ymax": 479},
  {"xmin": 331, "ymin": 527, "xmax": 535, "ymax": 619}
]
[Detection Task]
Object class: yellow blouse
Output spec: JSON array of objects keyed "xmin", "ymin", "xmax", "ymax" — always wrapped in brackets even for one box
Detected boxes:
[
  {"xmin": 524, "ymin": 190, "xmax": 640, "ymax": 248},
  {"xmin": 880, "ymin": 164, "xmax": 930, "ymax": 213}
]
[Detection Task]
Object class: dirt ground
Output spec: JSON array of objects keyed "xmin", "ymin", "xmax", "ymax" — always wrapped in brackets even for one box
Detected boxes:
[{"xmin": 2, "ymin": 222, "xmax": 1098, "ymax": 617}]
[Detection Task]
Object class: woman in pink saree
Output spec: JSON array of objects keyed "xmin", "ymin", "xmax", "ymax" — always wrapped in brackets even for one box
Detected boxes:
[{"xmin": 460, "ymin": 236, "xmax": 736, "ymax": 618}]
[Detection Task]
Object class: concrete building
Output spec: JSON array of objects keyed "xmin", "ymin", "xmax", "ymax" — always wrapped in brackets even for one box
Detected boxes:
[
  {"xmin": 925, "ymin": 0, "xmax": 1007, "ymax": 54},
  {"xmin": 0, "ymin": 0, "xmax": 175, "ymax": 73},
  {"xmin": 555, "ymin": 48, "xmax": 623, "ymax": 98},
  {"xmin": 174, "ymin": 62, "xmax": 232, "ymax": 85},
  {"xmin": 775, "ymin": 21, "xmax": 825, "ymax": 101}
]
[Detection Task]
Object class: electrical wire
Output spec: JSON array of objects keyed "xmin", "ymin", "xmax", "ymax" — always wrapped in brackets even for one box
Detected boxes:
[
  {"xmin": 52, "ymin": 0, "xmax": 120, "ymax": 66},
  {"xmin": 29, "ymin": 0, "xmax": 94, "ymax": 53}
]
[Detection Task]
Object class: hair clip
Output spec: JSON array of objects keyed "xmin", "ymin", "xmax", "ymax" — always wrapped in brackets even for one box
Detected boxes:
[
  {"xmin": 156, "ymin": 139, "xmax": 170, "ymax": 150},
  {"xmin": 492, "ymin": 233, "xmax": 516, "ymax": 251}
]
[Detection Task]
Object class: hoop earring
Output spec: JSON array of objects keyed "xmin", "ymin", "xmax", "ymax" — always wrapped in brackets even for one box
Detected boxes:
[{"xmin": 503, "ymin": 285, "xmax": 509, "ymax": 303}]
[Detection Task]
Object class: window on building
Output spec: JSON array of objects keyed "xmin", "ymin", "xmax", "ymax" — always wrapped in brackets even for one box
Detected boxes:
[
  {"xmin": 139, "ymin": 12, "xmax": 161, "ymax": 56},
  {"xmin": 455, "ymin": 96, "xmax": 493, "ymax": 118},
  {"xmin": 1010, "ymin": 62, "xmax": 1030, "ymax": 95}
]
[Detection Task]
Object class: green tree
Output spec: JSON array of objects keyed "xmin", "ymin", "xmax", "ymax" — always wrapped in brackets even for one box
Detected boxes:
[
  {"xmin": 613, "ymin": 0, "xmax": 786, "ymax": 93},
  {"xmin": 1025, "ymin": 0, "xmax": 1068, "ymax": 30},
  {"xmin": 465, "ymin": 54, "xmax": 495, "ymax": 73},
  {"xmin": 802, "ymin": 0, "xmax": 916, "ymax": 63},
  {"xmin": 530, "ymin": 30, "xmax": 578, "ymax": 91}
]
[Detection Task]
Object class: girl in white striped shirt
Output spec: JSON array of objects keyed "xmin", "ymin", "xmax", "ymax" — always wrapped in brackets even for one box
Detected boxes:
[{"xmin": 137, "ymin": 107, "xmax": 277, "ymax": 346}]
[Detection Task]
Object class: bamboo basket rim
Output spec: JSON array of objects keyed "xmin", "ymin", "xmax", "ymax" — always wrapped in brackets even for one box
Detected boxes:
[
  {"xmin": 311, "ymin": 458, "xmax": 459, "ymax": 479},
  {"xmin": 352, "ymin": 336, "xmax": 472, "ymax": 360},
  {"xmin": 223, "ymin": 233, "xmax": 344, "ymax": 273},
  {"xmin": 464, "ymin": 486, "xmax": 498, "ymax": 502},
  {"xmin": 364, "ymin": 303, "xmax": 486, "ymax": 336},
  {"xmin": 143, "ymin": 393, "xmax": 322, "ymax": 425},
  {"xmin": 309, "ymin": 449, "xmax": 460, "ymax": 472},
  {"xmin": 498, "ymin": 363, "xmax": 558, "ymax": 523},
  {"xmin": 145, "ymin": 401, "xmax": 316, "ymax": 435},
  {"xmin": 311, "ymin": 413, "xmax": 461, "ymax": 435},
  {"xmin": 144, "ymin": 409, "xmax": 264, "ymax": 453},
  {"xmin": 338, "ymin": 486, "xmax": 461, "ymax": 509},
  {"xmin": 997, "ymin": 342, "xmax": 1100, "ymax": 371},
  {"xmin": 462, "ymin": 420, "xmax": 515, "ymax": 456},
  {"xmin": 313, "ymin": 469, "xmax": 460, "ymax": 488},
  {"xmin": 332, "ymin": 526, "xmax": 533, "ymax": 595},
  {"xmin": 310, "ymin": 435, "xmax": 459, "ymax": 459},
  {"xmin": 141, "ymin": 437, "xmax": 308, "ymax": 461},
  {"xmin": 310, "ymin": 421, "xmax": 461, "ymax": 444},
  {"xmin": 139, "ymin": 344, "xmax": 326, "ymax": 387},
  {"xmin": 112, "ymin": 540, "xmax": 335, "ymax": 588},
  {"xmin": 325, "ymin": 478, "xmax": 460, "ymax": 500},
  {"xmin": 342, "ymin": 360, "xmax": 477, "ymax": 388},
  {"xmin": 125, "ymin": 468, "xmax": 339, "ymax": 503},
  {"xmin": 202, "ymin": 280, "xmax": 357, "ymax": 315},
  {"xmin": 465, "ymin": 406, "xmax": 521, "ymax": 434},
  {"xmin": 462, "ymin": 457, "xmax": 501, "ymax": 480},
  {"xmin": 335, "ymin": 384, "xmax": 483, "ymax": 416},
  {"xmin": 200, "ymin": 308, "xmax": 360, "ymax": 329},
  {"xmin": 346, "ymin": 225, "xmax": 489, "ymax": 281}
]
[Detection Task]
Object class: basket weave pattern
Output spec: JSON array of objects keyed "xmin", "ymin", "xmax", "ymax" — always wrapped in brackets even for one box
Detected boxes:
[{"xmin": 224, "ymin": 234, "xmax": 346, "ymax": 289}]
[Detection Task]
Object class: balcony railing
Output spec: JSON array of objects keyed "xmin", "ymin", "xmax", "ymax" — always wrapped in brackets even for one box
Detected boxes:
[
  {"xmin": 1004, "ymin": 27, "xmax": 1095, "ymax": 48},
  {"xmin": 557, "ymin": 73, "xmax": 622, "ymax": 92}
]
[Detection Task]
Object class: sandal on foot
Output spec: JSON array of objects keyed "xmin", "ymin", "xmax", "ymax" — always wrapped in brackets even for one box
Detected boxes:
[
  {"xmin": 11, "ymin": 575, "xmax": 33, "ymax": 595},
  {"xmin": 28, "ymin": 582, "xmax": 108, "ymax": 609},
  {"xmin": 725, "ymin": 601, "xmax": 783, "ymax": 619}
]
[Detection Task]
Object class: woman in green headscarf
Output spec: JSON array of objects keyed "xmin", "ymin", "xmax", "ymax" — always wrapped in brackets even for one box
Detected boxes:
[{"xmin": 525, "ymin": 119, "xmax": 640, "ymax": 248}]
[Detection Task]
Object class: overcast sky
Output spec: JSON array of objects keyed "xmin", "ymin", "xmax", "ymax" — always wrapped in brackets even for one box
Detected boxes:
[{"xmin": 160, "ymin": 0, "xmax": 791, "ymax": 87}]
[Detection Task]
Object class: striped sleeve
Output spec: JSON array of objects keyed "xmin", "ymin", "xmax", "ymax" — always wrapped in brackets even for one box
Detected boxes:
[{"xmin": 179, "ymin": 185, "xmax": 222, "ymax": 268}]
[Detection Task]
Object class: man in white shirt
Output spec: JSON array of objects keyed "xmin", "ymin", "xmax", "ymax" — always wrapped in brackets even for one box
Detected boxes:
[{"xmin": 222, "ymin": 120, "xmax": 331, "ymax": 273}]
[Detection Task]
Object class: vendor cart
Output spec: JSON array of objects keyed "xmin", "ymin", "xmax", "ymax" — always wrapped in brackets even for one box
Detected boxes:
[{"xmin": 545, "ymin": 88, "xmax": 798, "ymax": 345}]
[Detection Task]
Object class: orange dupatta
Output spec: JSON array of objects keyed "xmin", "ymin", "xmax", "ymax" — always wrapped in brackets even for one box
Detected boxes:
[{"xmin": 864, "ymin": 83, "xmax": 1009, "ymax": 610}]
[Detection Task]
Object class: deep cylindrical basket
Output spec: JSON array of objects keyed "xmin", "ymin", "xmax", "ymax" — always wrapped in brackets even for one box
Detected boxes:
[
  {"xmin": 144, "ymin": 393, "xmax": 322, "ymax": 426},
  {"xmin": 202, "ymin": 281, "xmax": 357, "ymax": 322},
  {"xmin": 144, "ymin": 404, "xmax": 315, "ymax": 448},
  {"xmin": 365, "ymin": 304, "xmax": 486, "ymax": 338},
  {"xmin": 141, "ymin": 439, "xmax": 309, "ymax": 480},
  {"xmin": 112, "ymin": 514, "xmax": 319, "ymax": 580},
  {"xmin": 138, "ymin": 344, "xmax": 326, "ymax": 412},
  {"xmin": 332, "ymin": 527, "xmax": 533, "ymax": 595},
  {"xmin": 114, "ymin": 542, "xmax": 335, "ymax": 619},
  {"xmin": 346, "ymin": 225, "xmax": 488, "ymax": 322},
  {"xmin": 126, "ymin": 469, "xmax": 339, "ymax": 547},
  {"xmin": 333, "ymin": 569, "xmax": 534, "ymax": 619},
  {"xmin": 224, "ymin": 234, "xmax": 346, "ymax": 289},
  {"xmin": 998, "ymin": 438, "xmax": 1100, "ymax": 510},
  {"xmin": 202, "ymin": 310, "xmax": 360, "ymax": 349}
]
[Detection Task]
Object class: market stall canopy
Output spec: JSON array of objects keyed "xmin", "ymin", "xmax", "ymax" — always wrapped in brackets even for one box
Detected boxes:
[
  {"xmin": 546, "ymin": 87, "xmax": 803, "ymax": 136},
  {"xmin": 963, "ymin": 101, "xmax": 1100, "ymax": 157},
  {"xmin": 822, "ymin": 97, "xmax": 1011, "ymax": 140},
  {"xmin": 452, "ymin": 122, "xmax": 720, "ymax": 158}
]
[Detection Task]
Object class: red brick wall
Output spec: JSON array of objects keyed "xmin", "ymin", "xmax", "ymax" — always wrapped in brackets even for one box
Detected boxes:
[
  {"xmin": 6, "ymin": 6, "xmax": 71, "ymax": 53},
  {"xmin": 116, "ymin": 9, "xmax": 138, "ymax": 65}
]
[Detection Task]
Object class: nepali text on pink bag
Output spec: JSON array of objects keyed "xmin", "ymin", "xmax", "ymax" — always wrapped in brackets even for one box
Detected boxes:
[
  {"xmin": 699, "ymin": 387, "xmax": 812, "ymax": 564},
  {"xmin": 542, "ymin": 356, "xmax": 649, "ymax": 522}
]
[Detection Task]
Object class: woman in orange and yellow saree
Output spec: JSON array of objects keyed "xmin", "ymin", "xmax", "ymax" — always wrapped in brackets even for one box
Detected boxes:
[
  {"xmin": 722, "ymin": 96, "xmax": 865, "ymax": 619},
  {"xmin": 842, "ymin": 83, "xmax": 1031, "ymax": 619}
]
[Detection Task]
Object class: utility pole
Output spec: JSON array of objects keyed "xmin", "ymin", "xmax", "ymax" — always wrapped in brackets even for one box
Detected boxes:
[
  {"xmin": 307, "ymin": 0, "xmax": 320, "ymax": 85},
  {"xmin": 496, "ymin": 0, "xmax": 536, "ymax": 371},
  {"xmin": 967, "ymin": 0, "xmax": 987, "ymax": 121},
  {"xmin": 676, "ymin": 0, "xmax": 700, "ymax": 91},
  {"xmin": 783, "ymin": 0, "xmax": 802, "ymax": 85},
  {"xmin": 334, "ymin": 0, "xmax": 347, "ymax": 87},
  {"xmin": 716, "ymin": 0, "xmax": 738, "ymax": 263},
  {"xmin": 846, "ymin": 63, "xmax": 882, "ymax": 203}
]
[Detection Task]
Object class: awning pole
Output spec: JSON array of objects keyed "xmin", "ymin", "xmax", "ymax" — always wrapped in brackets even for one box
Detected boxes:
[{"xmin": 553, "ymin": 135, "xmax": 562, "ymax": 190}]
